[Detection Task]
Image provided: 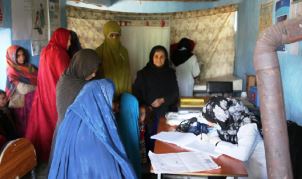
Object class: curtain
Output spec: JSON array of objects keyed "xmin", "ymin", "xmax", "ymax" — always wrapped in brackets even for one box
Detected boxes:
[
  {"xmin": 66, "ymin": 6, "xmax": 171, "ymax": 82},
  {"xmin": 66, "ymin": 5, "xmax": 237, "ymax": 81},
  {"xmin": 170, "ymin": 5, "xmax": 237, "ymax": 79}
]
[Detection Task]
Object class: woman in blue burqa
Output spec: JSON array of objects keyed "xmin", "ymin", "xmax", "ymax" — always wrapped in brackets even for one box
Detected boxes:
[{"xmin": 48, "ymin": 79, "xmax": 136, "ymax": 179}]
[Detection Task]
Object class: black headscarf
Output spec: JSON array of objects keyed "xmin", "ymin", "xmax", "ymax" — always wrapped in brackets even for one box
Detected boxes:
[
  {"xmin": 67, "ymin": 30, "xmax": 82, "ymax": 58},
  {"xmin": 202, "ymin": 96, "xmax": 262, "ymax": 144},
  {"xmin": 56, "ymin": 49, "xmax": 100, "ymax": 122},
  {"xmin": 133, "ymin": 45, "xmax": 179, "ymax": 117},
  {"xmin": 171, "ymin": 38, "xmax": 195, "ymax": 67}
]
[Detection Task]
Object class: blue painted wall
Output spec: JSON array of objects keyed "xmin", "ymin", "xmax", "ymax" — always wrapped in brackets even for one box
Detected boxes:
[
  {"xmin": 0, "ymin": 28, "xmax": 11, "ymax": 90},
  {"xmin": 234, "ymin": 0, "xmax": 260, "ymax": 88},
  {"xmin": 0, "ymin": 0, "xmax": 12, "ymax": 90},
  {"xmin": 234, "ymin": 0, "xmax": 302, "ymax": 125},
  {"xmin": 279, "ymin": 53, "xmax": 302, "ymax": 125}
]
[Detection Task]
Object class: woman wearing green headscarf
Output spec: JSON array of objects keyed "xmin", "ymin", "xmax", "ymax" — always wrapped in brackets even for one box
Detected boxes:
[{"xmin": 95, "ymin": 21, "xmax": 131, "ymax": 96}]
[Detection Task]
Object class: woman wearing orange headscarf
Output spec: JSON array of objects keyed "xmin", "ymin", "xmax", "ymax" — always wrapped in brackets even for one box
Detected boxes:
[
  {"xmin": 26, "ymin": 28, "xmax": 71, "ymax": 162},
  {"xmin": 5, "ymin": 45, "xmax": 37, "ymax": 137}
]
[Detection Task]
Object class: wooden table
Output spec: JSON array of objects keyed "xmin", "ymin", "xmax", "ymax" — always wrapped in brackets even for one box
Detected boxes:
[{"xmin": 153, "ymin": 117, "xmax": 248, "ymax": 178}]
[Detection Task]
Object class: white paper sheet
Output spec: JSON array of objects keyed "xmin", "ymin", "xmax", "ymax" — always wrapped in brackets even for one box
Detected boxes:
[
  {"xmin": 149, "ymin": 151, "xmax": 220, "ymax": 174},
  {"xmin": 11, "ymin": 0, "xmax": 32, "ymax": 40},
  {"xmin": 151, "ymin": 131, "xmax": 221, "ymax": 158}
]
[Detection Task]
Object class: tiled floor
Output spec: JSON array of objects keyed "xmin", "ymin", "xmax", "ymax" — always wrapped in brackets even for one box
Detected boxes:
[{"xmin": 22, "ymin": 162, "xmax": 48, "ymax": 179}]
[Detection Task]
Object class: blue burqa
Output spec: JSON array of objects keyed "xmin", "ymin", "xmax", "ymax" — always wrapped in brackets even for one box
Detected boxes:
[
  {"xmin": 117, "ymin": 93, "xmax": 141, "ymax": 178},
  {"xmin": 48, "ymin": 79, "xmax": 136, "ymax": 179}
]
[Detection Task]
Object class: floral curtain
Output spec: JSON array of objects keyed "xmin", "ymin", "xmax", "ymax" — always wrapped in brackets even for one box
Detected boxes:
[
  {"xmin": 170, "ymin": 5, "xmax": 237, "ymax": 79},
  {"xmin": 66, "ymin": 6, "xmax": 170, "ymax": 49},
  {"xmin": 66, "ymin": 5, "xmax": 237, "ymax": 80}
]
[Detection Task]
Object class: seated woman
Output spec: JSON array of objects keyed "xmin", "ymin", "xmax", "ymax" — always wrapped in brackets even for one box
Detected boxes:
[
  {"xmin": 49, "ymin": 79, "xmax": 136, "ymax": 179},
  {"xmin": 5, "ymin": 45, "xmax": 37, "ymax": 137},
  {"xmin": 133, "ymin": 45, "xmax": 179, "ymax": 140},
  {"xmin": 202, "ymin": 96, "xmax": 267, "ymax": 179}
]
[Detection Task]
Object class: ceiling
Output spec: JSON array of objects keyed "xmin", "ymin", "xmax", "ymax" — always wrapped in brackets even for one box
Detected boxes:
[{"xmin": 66, "ymin": 0, "xmax": 240, "ymax": 13}]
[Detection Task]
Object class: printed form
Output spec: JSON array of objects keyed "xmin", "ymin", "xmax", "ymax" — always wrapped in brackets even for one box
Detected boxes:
[{"xmin": 149, "ymin": 151, "xmax": 220, "ymax": 174}]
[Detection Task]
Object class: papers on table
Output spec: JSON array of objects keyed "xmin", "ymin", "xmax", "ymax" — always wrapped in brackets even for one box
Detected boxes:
[
  {"xmin": 165, "ymin": 111, "xmax": 209, "ymax": 126},
  {"xmin": 151, "ymin": 131, "xmax": 221, "ymax": 158},
  {"xmin": 149, "ymin": 151, "xmax": 220, "ymax": 174}
]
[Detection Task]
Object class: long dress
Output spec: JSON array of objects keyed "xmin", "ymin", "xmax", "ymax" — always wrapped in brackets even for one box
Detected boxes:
[
  {"xmin": 95, "ymin": 21, "xmax": 131, "ymax": 96},
  {"xmin": 5, "ymin": 45, "xmax": 37, "ymax": 137},
  {"xmin": 49, "ymin": 49, "xmax": 100, "ymax": 165},
  {"xmin": 117, "ymin": 93, "xmax": 141, "ymax": 178},
  {"xmin": 133, "ymin": 45, "xmax": 179, "ymax": 150},
  {"xmin": 25, "ymin": 28, "xmax": 70, "ymax": 162},
  {"xmin": 49, "ymin": 79, "xmax": 136, "ymax": 179}
]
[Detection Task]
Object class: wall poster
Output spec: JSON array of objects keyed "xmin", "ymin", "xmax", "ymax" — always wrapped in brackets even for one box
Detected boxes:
[
  {"xmin": 275, "ymin": 0, "xmax": 290, "ymax": 51},
  {"xmin": 31, "ymin": 0, "xmax": 48, "ymax": 56},
  {"xmin": 49, "ymin": 0, "xmax": 61, "ymax": 39}
]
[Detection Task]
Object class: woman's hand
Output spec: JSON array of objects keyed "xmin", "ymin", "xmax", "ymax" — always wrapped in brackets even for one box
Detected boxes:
[
  {"xmin": 151, "ymin": 98, "xmax": 165, "ymax": 108},
  {"xmin": 208, "ymin": 134, "xmax": 221, "ymax": 146}
]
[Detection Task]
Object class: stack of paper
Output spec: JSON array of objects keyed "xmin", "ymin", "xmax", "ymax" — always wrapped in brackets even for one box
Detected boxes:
[
  {"xmin": 151, "ymin": 131, "xmax": 221, "ymax": 158},
  {"xmin": 149, "ymin": 151, "xmax": 220, "ymax": 174}
]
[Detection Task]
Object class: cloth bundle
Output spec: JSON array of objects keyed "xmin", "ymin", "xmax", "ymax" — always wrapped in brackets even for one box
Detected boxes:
[{"xmin": 176, "ymin": 117, "xmax": 209, "ymax": 135}]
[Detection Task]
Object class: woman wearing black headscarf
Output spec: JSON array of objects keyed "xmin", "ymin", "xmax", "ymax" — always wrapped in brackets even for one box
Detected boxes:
[
  {"xmin": 67, "ymin": 30, "xmax": 82, "ymax": 58},
  {"xmin": 133, "ymin": 45, "xmax": 179, "ymax": 141}
]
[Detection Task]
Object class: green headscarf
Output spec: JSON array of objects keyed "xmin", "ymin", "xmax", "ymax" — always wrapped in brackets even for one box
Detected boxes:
[{"xmin": 95, "ymin": 21, "xmax": 131, "ymax": 97}]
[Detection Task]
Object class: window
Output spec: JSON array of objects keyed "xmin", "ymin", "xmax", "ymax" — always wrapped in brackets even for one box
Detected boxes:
[{"xmin": 0, "ymin": 28, "xmax": 11, "ymax": 90}]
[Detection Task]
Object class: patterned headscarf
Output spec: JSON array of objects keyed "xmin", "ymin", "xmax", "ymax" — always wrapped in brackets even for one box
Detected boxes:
[
  {"xmin": 202, "ymin": 96, "xmax": 262, "ymax": 144},
  {"xmin": 5, "ymin": 45, "xmax": 37, "ymax": 98}
]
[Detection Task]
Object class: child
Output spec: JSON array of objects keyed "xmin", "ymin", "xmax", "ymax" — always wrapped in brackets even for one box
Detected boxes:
[
  {"xmin": 0, "ymin": 90, "xmax": 18, "ymax": 147},
  {"xmin": 139, "ymin": 105, "xmax": 148, "ymax": 165}
]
